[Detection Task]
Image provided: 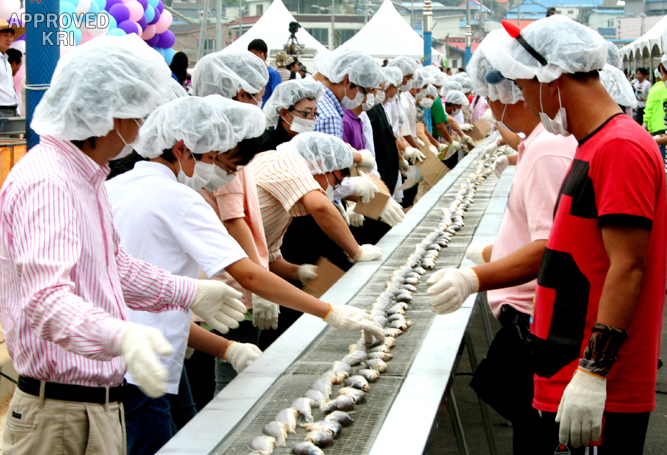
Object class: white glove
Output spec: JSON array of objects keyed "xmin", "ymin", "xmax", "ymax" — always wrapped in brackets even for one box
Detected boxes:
[
  {"xmin": 465, "ymin": 244, "xmax": 490, "ymax": 265},
  {"xmin": 428, "ymin": 145, "xmax": 438, "ymax": 156},
  {"xmin": 416, "ymin": 138, "xmax": 426, "ymax": 148},
  {"xmin": 494, "ymin": 155, "xmax": 509, "ymax": 178},
  {"xmin": 403, "ymin": 146, "xmax": 425, "ymax": 164},
  {"xmin": 191, "ymin": 281, "xmax": 246, "ymax": 334},
  {"xmin": 443, "ymin": 141, "xmax": 461, "ymax": 160},
  {"xmin": 121, "ymin": 324, "xmax": 174, "ymax": 398},
  {"xmin": 426, "ymin": 268, "xmax": 479, "ymax": 315},
  {"xmin": 297, "ymin": 264, "xmax": 319, "ymax": 284},
  {"xmin": 333, "ymin": 200, "xmax": 350, "ymax": 225},
  {"xmin": 460, "ymin": 134, "xmax": 475, "ymax": 150},
  {"xmin": 252, "ymin": 294, "xmax": 280, "ymax": 331},
  {"xmin": 346, "ymin": 202, "xmax": 365, "ymax": 227},
  {"xmin": 350, "ymin": 176, "xmax": 379, "ymax": 204},
  {"xmin": 223, "ymin": 341, "xmax": 262, "ymax": 374},
  {"xmin": 380, "ymin": 198, "xmax": 405, "ymax": 227},
  {"xmin": 481, "ymin": 108, "xmax": 494, "ymax": 123},
  {"xmin": 483, "ymin": 141, "xmax": 498, "ymax": 158},
  {"xmin": 324, "ymin": 303, "xmax": 385, "ymax": 343},
  {"xmin": 357, "ymin": 149, "xmax": 376, "ymax": 171},
  {"xmin": 352, "ymin": 244, "xmax": 383, "ymax": 262},
  {"xmin": 460, "ymin": 123, "xmax": 475, "ymax": 132},
  {"xmin": 555, "ymin": 369, "xmax": 606, "ymax": 448},
  {"xmin": 399, "ymin": 159, "xmax": 409, "ymax": 175}
]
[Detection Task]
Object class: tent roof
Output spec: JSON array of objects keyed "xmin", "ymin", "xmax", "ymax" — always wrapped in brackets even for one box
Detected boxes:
[
  {"xmin": 336, "ymin": 0, "xmax": 442, "ymax": 59},
  {"xmin": 220, "ymin": 0, "xmax": 329, "ymax": 56},
  {"xmin": 621, "ymin": 14, "xmax": 667, "ymax": 60}
]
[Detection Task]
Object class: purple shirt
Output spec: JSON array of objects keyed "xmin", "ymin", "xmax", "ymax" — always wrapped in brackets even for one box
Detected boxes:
[{"xmin": 342, "ymin": 108, "xmax": 366, "ymax": 150}]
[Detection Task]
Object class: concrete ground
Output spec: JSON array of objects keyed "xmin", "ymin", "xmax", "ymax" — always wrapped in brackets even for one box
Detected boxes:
[{"xmin": 430, "ymin": 298, "xmax": 667, "ymax": 455}]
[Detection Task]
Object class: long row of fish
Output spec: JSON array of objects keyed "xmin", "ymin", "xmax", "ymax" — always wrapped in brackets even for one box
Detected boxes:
[{"xmin": 248, "ymin": 149, "xmax": 500, "ymax": 455}]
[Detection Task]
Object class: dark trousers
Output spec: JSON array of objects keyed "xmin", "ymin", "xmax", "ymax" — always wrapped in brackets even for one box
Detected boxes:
[{"xmin": 633, "ymin": 107, "xmax": 644, "ymax": 125}]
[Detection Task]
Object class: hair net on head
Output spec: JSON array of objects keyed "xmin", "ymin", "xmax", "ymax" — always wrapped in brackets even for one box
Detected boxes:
[
  {"xmin": 420, "ymin": 66, "xmax": 447, "ymax": 87},
  {"xmin": 381, "ymin": 67, "xmax": 403, "ymax": 88},
  {"xmin": 599, "ymin": 64, "xmax": 637, "ymax": 109},
  {"xmin": 165, "ymin": 78, "xmax": 189, "ymax": 102},
  {"xmin": 314, "ymin": 48, "xmax": 381, "ymax": 89},
  {"xmin": 192, "ymin": 51, "xmax": 269, "ymax": 98},
  {"xmin": 204, "ymin": 95, "xmax": 267, "ymax": 148},
  {"xmin": 412, "ymin": 68, "xmax": 431, "ymax": 89},
  {"xmin": 661, "ymin": 54, "xmax": 667, "ymax": 68},
  {"xmin": 444, "ymin": 81, "xmax": 463, "ymax": 92},
  {"xmin": 449, "ymin": 74, "xmax": 467, "ymax": 85},
  {"xmin": 461, "ymin": 78, "xmax": 473, "ymax": 93},
  {"xmin": 606, "ymin": 42, "xmax": 622, "ymax": 69},
  {"xmin": 416, "ymin": 84, "xmax": 438, "ymax": 100},
  {"xmin": 135, "ymin": 96, "xmax": 234, "ymax": 159},
  {"xmin": 31, "ymin": 34, "xmax": 170, "ymax": 141},
  {"xmin": 388, "ymin": 56, "xmax": 418, "ymax": 77},
  {"xmin": 277, "ymin": 132, "xmax": 354, "ymax": 175},
  {"xmin": 262, "ymin": 79, "xmax": 324, "ymax": 128},
  {"xmin": 481, "ymin": 17, "xmax": 606, "ymax": 83},
  {"xmin": 468, "ymin": 46, "xmax": 524, "ymax": 105},
  {"xmin": 445, "ymin": 90, "xmax": 469, "ymax": 106}
]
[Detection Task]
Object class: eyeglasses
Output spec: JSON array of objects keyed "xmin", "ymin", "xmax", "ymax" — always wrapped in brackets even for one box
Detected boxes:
[
  {"xmin": 330, "ymin": 171, "xmax": 342, "ymax": 189},
  {"xmin": 291, "ymin": 109, "xmax": 319, "ymax": 120}
]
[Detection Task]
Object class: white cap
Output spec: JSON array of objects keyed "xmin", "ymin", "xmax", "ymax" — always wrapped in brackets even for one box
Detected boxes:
[
  {"xmin": 381, "ymin": 67, "xmax": 403, "ymax": 88},
  {"xmin": 468, "ymin": 41, "xmax": 524, "ymax": 105},
  {"xmin": 262, "ymin": 79, "xmax": 324, "ymax": 128},
  {"xmin": 445, "ymin": 90, "xmax": 469, "ymax": 106},
  {"xmin": 600, "ymin": 64, "xmax": 637, "ymax": 109},
  {"xmin": 388, "ymin": 56, "xmax": 418, "ymax": 77},
  {"xmin": 412, "ymin": 68, "xmax": 431, "ymax": 90},
  {"xmin": 606, "ymin": 42, "xmax": 622, "ymax": 69},
  {"xmin": 192, "ymin": 51, "xmax": 269, "ymax": 98},
  {"xmin": 31, "ymin": 34, "xmax": 170, "ymax": 141},
  {"xmin": 166, "ymin": 78, "xmax": 189, "ymax": 102},
  {"xmin": 204, "ymin": 95, "xmax": 266, "ymax": 148},
  {"xmin": 277, "ymin": 132, "xmax": 353, "ymax": 175},
  {"xmin": 314, "ymin": 48, "xmax": 382, "ymax": 89},
  {"xmin": 416, "ymin": 84, "xmax": 438, "ymax": 100}
]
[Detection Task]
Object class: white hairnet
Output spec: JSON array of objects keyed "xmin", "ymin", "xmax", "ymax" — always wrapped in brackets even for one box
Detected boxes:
[
  {"xmin": 262, "ymin": 79, "xmax": 324, "ymax": 128},
  {"xmin": 389, "ymin": 56, "xmax": 418, "ymax": 77},
  {"xmin": 314, "ymin": 48, "xmax": 381, "ymax": 89},
  {"xmin": 606, "ymin": 42, "xmax": 622, "ymax": 69},
  {"xmin": 381, "ymin": 67, "xmax": 403, "ymax": 88},
  {"xmin": 192, "ymin": 51, "xmax": 269, "ymax": 98},
  {"xmin": 421, "ymin": 67, "xmax": 447, "ymax": 87},
  {"xmin": 461, "ymin": 78, "xmax": 473, "ymax": 93},
  {"xmin": 661, "ymin": 55, "xmax": 667, "ymax": 68},
  {"xmin": 445, "ymin": 90, "xmax": 469, "ymax": 106},
  {"xmin": 468, "ymin": 45, "xmax": 523, "ymax": 105},
  {"xmin": 444, "ymin": 81, "xmax": 463, "ymax": 92},
  {"xmin": 277, "ymin": 132, "xmax": 354, "ymax": 175},
  {"xmin": 32, "ymin": 34, "xmax": 170, "ymax": 141},
  {"xmin": 600, "ymin": 64, "xmax": 637, "ymax": 109},
  {"xmin": 135, "ymin": 96, "xmax": 234, "ymax": 159},
  {"xmin": 449, "ymin": 74, "xmax": 467, "ymax": 85},
  {"xmin": 166, "ymin": 78, "xmax": 189, "ymax": 102},
  {"xmin": 412, "ymin": 68, "xmax": 431, "ymax": 89},
  {"xmin": 416, "ymin": 84, "xmax": 438, "ymax": 100},
  {"xmin": 204, "ymin": 95, "xmax": 266, "ymax": 147},
  {"xmin": 481, "ymin": 16, "xmax": 606, "ymax": 83}
]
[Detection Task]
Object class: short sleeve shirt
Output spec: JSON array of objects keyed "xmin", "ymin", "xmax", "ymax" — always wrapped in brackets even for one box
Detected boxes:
[{"xmin": 431, "ymin": 97, "xmax": 447, "ymax": 138}]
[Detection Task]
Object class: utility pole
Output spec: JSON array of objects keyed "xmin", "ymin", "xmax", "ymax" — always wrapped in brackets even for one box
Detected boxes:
[
  {"xmin": 423, "ymin": 0, "xmax": 432, "ymax": 65},
  {"xmin": 516, "ymin": 0, "xmax": 520, "ymax": 26},
  {"xmin": 465, "ymin": 0, "xmax": 471, "ymax": 65},
  {"xmin": 197, "ymin": 0, "xmax": 210, "ymax": 62},
  {"xmin": 479, "ymin": 0, "xmax": 484, "ymax": 38},
  {"xmin": 364, "ymin": 0, "xmax": 368, "ymax": 23},
  {"xmin": 216, "ymin": 0, "xmax": 222, "ymax": 50},
  {"xmin": 445, "ymin": 33, "xmax": 450, "ymax": 67},
  {"xmin": 239, "ymin": 0, "xmax": 244, "ymax": 39},
  {"xmin": 331, "ymin": 0, "xmax": 335, "ymax": 49}
]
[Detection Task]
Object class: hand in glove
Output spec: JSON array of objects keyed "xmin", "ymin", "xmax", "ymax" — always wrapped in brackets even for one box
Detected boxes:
[
  {"xmin": 494, "ymin": 155, "xmax": 509, "ymax": 178},
  {"xmin": 121, "ymin": 324, "xmax": 174, "ymax": 398},
  {"xmin": 357, "ymin": 149, "xmax": 376, "ymax": 171},
  {"xmin": 428, "ymin": 145, "xmax": 439, "ymax": 156},
  {"xmin": 333, "ymin": 200, "xmax": 350, "ymax": 225},
  {"xmin": 252, "ymin": 294, "xmax": 280, "ymax": 330},
  {"xmin": 442, "ymin": 141, "xmax": 461, "ymax": 160},
  {"xmin": 426, "ymin": 268, "xmax": 479, "ymax": 315},
  {"xmin": 297, "ymin": 264, "xmax": 319, "ymax": 284},
  {"xmin": 324, "ymin": 303, "xmax": 385, "ymax": 343},
  {"xmin": 460, "ymin": 123, "xmax": 475, "ymax": 132},
  {"xmin": 416, "ymin": 138, "xmax": 426, "ymax": 148},
  {"xmin": 346, "ymin": 202, "xmax": 365, "ymax": 227},
  {"xmin": 399, "ymin": 159, "xmax": 409, "ymax": 176},
  {"xmin": 351, "ymin": 176, "xmax": 379, "ymax": 204},
  {"xmin": 465, "ymin": 244, "xmax": 490, "ymax": 265},
  {"xmin": 351, "ymin": 244, "xmax": 383, "ymax": 262},
  {"xmin": 191, "ymin": 281, "xmax": 246, "ymax": 334},
  {"xmin": 380, "ymin": 198, "xmax": 405, "ymax": 227},
  {"xmin": 223, "ymin": 341, "xmax": 262, "ymax": 373},
  {"xmin": 483, "ymin": 141, "xmax": 498, "ymax": 158},
  {"xmin": 555, "ymin": 369, "xmax": 606, "ymax": 448},
  {"xmin": 403, "ymin": 146, "xmax": 425, "ymax": 164},
  {"xmin": 460, "ymin": 134, "xmax": 475, "ymax": 150}
]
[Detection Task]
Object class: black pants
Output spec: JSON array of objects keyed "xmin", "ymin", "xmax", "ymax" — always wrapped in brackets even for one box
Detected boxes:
[{"xmin": 633, "ymin": 107, "xmax": 644, "ymax": 125}]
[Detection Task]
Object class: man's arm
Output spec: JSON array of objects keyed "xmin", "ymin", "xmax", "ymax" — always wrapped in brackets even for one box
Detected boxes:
[
  {"xmin": 435, "ymin": 122, "xmax": 453, "ymax": 143},
  {"xmin": 223, "ymin": 217, "xmax": 262, "ymax": 266},
  {"xmin": 447, "ymin": 117, "xmax": 465, "ymax": 137},
  {"xmin": 473, "ymin": 240, "xmax": 546, "ymax": 291},
  {"xmin": 268, "ymin": 256, "xmax": 301, "ymax": 282},
  {"xmin": 403, "ymin": 135, "xmax": 420, "ymax": 148}
]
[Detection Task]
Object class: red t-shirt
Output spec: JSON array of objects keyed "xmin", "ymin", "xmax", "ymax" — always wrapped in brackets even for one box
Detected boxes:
[{"xmin": 531, "ymin": 114, "xmax": 667, "ymax": 413}]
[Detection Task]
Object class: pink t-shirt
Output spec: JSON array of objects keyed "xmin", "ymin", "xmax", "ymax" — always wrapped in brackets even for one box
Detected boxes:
[{"xmin": 487, "ymin": 123, "xmax": 577, "ymax": 318}]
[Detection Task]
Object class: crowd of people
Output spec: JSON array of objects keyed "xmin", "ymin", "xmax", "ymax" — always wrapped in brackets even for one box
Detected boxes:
[{"xmin": 0, "ymin": 12, "xmax": 664, "ymax": 455}]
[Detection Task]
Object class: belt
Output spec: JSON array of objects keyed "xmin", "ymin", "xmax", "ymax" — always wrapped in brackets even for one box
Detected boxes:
[
  {"xmin": 18, "ymin": 376, "xmax": 125, "ymax": 404},
  {"xmin": 0, "ymin": 105, "xmax": 16, "ymax": 109}
]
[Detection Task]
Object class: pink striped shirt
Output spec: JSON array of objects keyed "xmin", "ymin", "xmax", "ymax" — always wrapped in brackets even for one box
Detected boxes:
[{"xmin": 0, "ymin": 136, "xmax": 196, "ymax": 387}]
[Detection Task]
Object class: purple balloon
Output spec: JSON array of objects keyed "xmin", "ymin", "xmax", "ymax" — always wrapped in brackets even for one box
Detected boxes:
[
  {"xmin": 137, "ymin": 15, "xmax": 146, "ymax": 30},
  {"xmin": 14, "ymin": 35, "xmax": 24, "ymax": 41},
  {"xmin": 105, "ymin": 0, "xmax": 124, "ymax": 10},
  {"xmin": 109, "ymin": 4, "xmax": 131, "ymax": 23},
  {"xmin": 144, "ymin": 34, "xmax": 160, "ymax": 46},
  {"xmin": 156, "ymin": 30, "xmax": 174, "ymax": 48},
  {"xmin": 118, "ymin": 20, "xmax": 140, "ymax": 35},
  {"xmin": 155, "ymin": 0, "xmax": 163, "ymax": 13},
  {"xmin": 148, "ymin": 7, "xmax": 160, "ymax": 24},
  {"xmin": 137, "ymin": 0, "xmax": 148, "ymax": 9}
]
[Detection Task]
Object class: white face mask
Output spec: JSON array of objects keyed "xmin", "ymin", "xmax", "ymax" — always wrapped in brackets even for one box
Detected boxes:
[
  {"xmin": 539, "ymin": 83, "xmax": 570, "ymax": 137},
  {"xmin": 419, "ymin": 98, "xmax": 434, "ymax": 109},
  {"xmin": 325, "ymin": 182, "xmax": 335, "ymax": 201},
  {"xmin": 283, "ymin": 115, "xmax": 316, "ymax": 134},
  {"xmin": 361, "ymin": 93, "xmax": 375, "ymax": 112},
  {"xmin": 340, "ymin": 84, "xmax": 364, "ymax": 109},
  {"xmin": 176, "ymin": 156, "xmax": 216, "ymax": 191},
  {"xmin": 113, "ymin": 119, "xmax": 142, "ymax": 160},
  {"xmin": 451, "ymin": 108, "xmax": 461, "ymax": 116},
  {"xmin": 202, "ymin": 165, "xmax": 236, "ymax": 191},
  {"xmin": 375, "ymin": 91, "xmax": 386, "ymax": 104},
  {"xmin": 399, "ymin": 80, "xmax": 412, "ymax": 92},
  {"xmin": 496, "ymin": 103, "xmax": 510, "ymax": 131}
]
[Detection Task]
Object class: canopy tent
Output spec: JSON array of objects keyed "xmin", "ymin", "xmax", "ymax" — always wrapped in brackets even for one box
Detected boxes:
[
  {"xmin": 220, "ymin": 0, "xmax": 329, "ymax": 56},
  {"xmin": 336, "ymin": 0, "xmax": 442, "ymax": 61},
  {"xmin": 621, "ymin": 15, "xmax": 667, "ymax": 62}
]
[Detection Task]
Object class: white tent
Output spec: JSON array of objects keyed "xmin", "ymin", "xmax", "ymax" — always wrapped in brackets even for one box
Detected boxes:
[
  {"xmin": 220, "ymin": 0, "xmax": 329, "ymax": 56},
  {"xmin": 336, "ymin": 0, "xmax": 442, "ymax": 61},
  {"xmin": 621, "ymin": 15, "xmax": 667, "ymax": 61}
]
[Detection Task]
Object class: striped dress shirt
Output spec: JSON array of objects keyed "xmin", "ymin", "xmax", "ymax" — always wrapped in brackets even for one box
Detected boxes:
[
  {"xmin": 0, "ymin": 136, "xmax": 196, "ymax": 388},
  {"xmin": 314, "ymin": 84, "xmax": 345, "ymax": 140}
]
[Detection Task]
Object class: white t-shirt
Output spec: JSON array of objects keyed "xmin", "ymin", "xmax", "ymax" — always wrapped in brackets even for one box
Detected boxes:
[
  {"xmin": 400, "ymin": 91, "xmax": 417, "ymax": 139},
  {"xmin": 106, "ymin": 161, "xmax": 247, "ymax": 394},
  {"xmin": 632, "ymin": 78, "xmax": 652, "ymax": 108}
]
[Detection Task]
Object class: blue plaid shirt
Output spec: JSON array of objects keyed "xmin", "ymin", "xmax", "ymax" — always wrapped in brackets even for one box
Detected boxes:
[{"xmin": 315, "ymin": 84, "xmax": 344, "ymax": 140}]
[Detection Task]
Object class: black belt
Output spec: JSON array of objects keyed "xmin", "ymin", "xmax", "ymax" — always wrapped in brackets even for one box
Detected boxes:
[
  {"xmin": 18, "ymin": 376, "xmax": 125, "ymax": 404},
  {"xmin": 0, "ymin": 105, "xmax": 16, "ymax": 109}
]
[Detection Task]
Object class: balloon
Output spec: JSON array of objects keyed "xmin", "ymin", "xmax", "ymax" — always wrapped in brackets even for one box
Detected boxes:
[
  {"xmin": 88, "ymin": 1, "xmax": 100, "ymax": 14},
  {"xmin": 147, "ymin": 0, "xmax": 158, "ymax": 8},
  {"xmin": 71, "ymin": 27, "xmax": 82, "ymax": 45},
  {"xmin": 144, "ymin": 4, "xmax": 154, "ymax": 23},
  {"xmin": 126, "ymin": 1, "xmax": 143, "ymax": 21},
  {"xmin": 152, "ymin": 46, "xmax": 165, "ymax": 57},
  {"xmin": 147, "ymin": 7, "xmax": 159, "ymax": 25},
  {"xmin": 59, "ymin": 2, "xmax": 77, "ymax": 29},
  {"xmin": 154, "ymin": 9, "xmax": 170, "ymax": 34},
  {"xmin": 107, "ymin": 14, "xmax": 117, "ymax": 30},
  {"xmin": 144, "ymin": 33, "xmax": 159, "ymax": 47},
  {"xmin": 12, "ymin": 61, "xmax": 24, "ymax": 101},
  {"xmin": 155, "ymin": 0, "xmax": 163, "ymax": 13},
  {"xmin": 120, "ymin": 0, "xmax": 131, "ymax": 3},
  {"xmin": 107, "ymin": 27, "xmax": 126, "ymax": 36},
  {"xmin": 94, "ymin": 0, "xmax": 106, "ymax": 9},
  {"xmin": 137, "ymin": 15, "xmax": 146, "ymax": 30},
  {"xmin": 104, "ymin": 0, "xmax": 122, "ymax": 10},
  {"xmin": 118, "ymin": 19, "xmax": 140, "ymax": 34},
  {"xmin": 0, "ymin": 0, "xmax": 20, "ymax": 21},
  {"xmin": 79, "ymin": 30, "xmax": 93, "ymax": 44},
  {"xmin": 76, "ymin": 0, "xmax": 91, "ymax": 14},
  {"xmin": 9, "ymin": 39, "xmax": 24, "ymax": 53},
  {"xmin": 156, "ymin": 30, "xmax": 174, "ymax": 48},
  {"xmin": 141, "ymin": 23, "xmax": 155, "ymax": 39},
  {"xmin": 163, "ymin": 47, "xmax": 176, "ymax": 65},
  {"xmin": 137, "ymin": 0, "xmax": 148, "ymax": 10},
  {"xmin": 108, "ymin": 3, "xmax": 130, "ymax": 23}
]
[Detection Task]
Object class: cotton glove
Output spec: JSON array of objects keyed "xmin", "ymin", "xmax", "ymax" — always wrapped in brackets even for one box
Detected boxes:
[
  {"xmin": 399, "ymin": 159, "xmax": 409, "ymax": 176},
  {"xmin": 297, "ymin": 264, "xmax": 319, "ymax": 284},
  {"xmin": 333, "ymin": 200, "xmax": 350, "ymax": 225},
  {"xmin": 380, "ymin": 198, "xmax": 405, "ymax": 227},
  {"xmin": 121, "ymin": 324, "xmax": 174, "ymax": 398},
  {"xmin": 494, "ymin": 155, "xmax": 510, "ymax": 178},
  {"xmin": 191, "ymin": 281, "xmax": 246, "ymax": 334},
  {"xmin": 357, "ymin": 149, "xmax": 376, "ymax": 171},
  {"xmin": 483, "ymin": 141, "xmax": 498, "ymax": 158},
  {"xmin": 460, "ymin": 134, "xmax": 475, "ymax": 150},
  {"xmin": 403, "ymin": 146, "xmax": 425, "ymax": 164},
  {"xmin": 481, "ymin": 108, "xmax": 494, "ymax": 124},
  {"xmin": 351, "ymin": 176, "xmax": 379, "ymax": 204},
  {"xmin": 416, "ymin": 138, "xmax": 426, "ymax": 148},
  {"xmin": 426, "ymin": 268, "xmax": 479, "ymax": 315},
  {"xmin": 324, "ymin": 303, "xmax": 385, "ymax": 343},
  {"xmin": 346, "ymin": 202, "xmax": 365, "ymax": 227},
  {"xmin": 555, "ymin": 369, "xmax": 606, "ymax": 448},
  {"xmin": 428, "ymin": 145, "xmax": 439, "ymax": 156},
  {"xmin": 252, "ymin": 294, "xmax": 280, "ymax": 331},
  {"xmin": 460, "ymin": 123, "xmax": 475, "ymax": 132},
  {"xmin": 223, "ymin": 341, "xmax": 262, "ymax": 374},
  {"xmin": 465, "ymin": 244, "xmax": 490, "ymax": 265},
  {"xmin": 352, "ymin": 244, "xmax": 383, "ymax": 262}
]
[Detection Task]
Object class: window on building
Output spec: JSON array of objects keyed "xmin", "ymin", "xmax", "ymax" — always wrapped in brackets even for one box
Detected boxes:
[
  {"xmin": 568, "ymin": 10, "xmax": 573, "ymax": 14},
  {"xmin": 607, "ymin": 19, "xmax": 614, "ymax": 27},
  {"xmin": 198, "ymin": 38, "xmax": 216, "ymax": 55},
  {"xmin": 339, "ymin": 29, "xmax": 356, "ymax": 44},
  {"xmin": 306, "ymin": 28, "xmax": 328, "ymax": 46},
  {"xmin": 256, "ymin": 4, "xmax": 263, "ymax": 15}
]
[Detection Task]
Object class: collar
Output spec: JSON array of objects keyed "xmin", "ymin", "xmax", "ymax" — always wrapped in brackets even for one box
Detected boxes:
[
  {"xmin": 133, "ymin": 160, "xmax": 178, "ymax": 181},
  {"xmin": 343, "ymin": 108, "xmax": 361, "ymax": 121},
  {"xmin": 41, "ymin": 136, "xmax": 110, "ymax": 185},
  {"xmin": 320, "ymin": 83, "xmax": 344, "ymax": 117},
  {"xmin": 518, "ymin": 122, "xmax": 544, "ymax": 155}
]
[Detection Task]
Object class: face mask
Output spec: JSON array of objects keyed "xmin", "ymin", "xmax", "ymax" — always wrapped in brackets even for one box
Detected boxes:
[
  {"xmin": 538, "ymin": 83, "xmax": 570, "ymax": 137},
  {"xmin": 399, "ymin": 80, "xmax": 412, "ymax": 92},
  {"xmin": 340, "ymin": 84, "xmax": 364, "ymax": 109},
  {"xmin": 283, "ymin": 115, "xmax": 317, "ymax": 134},
  {"xmin": 376, "ymin": 91, "xmax": 386, "ymax": 104},
  {"xmin": 496, "ymin": 103, "xmax": 510, "ymax": 131},
  {"xmin": 113, "ymin": 119, "xmax": 142, "ymax": 160},
  {"xmin": 202, "ymin": 165, "xmax": 236, "ymax": 191},
  {"xmin": 451, "ymin": 108, "xmax": 461, "ymax": 116},
  {"xmin": 176, "ymin": 155, "xmax": 216, "ymax": 190},
  {"xmin": 419, "ymin": 98, "xmax": 434, "ymax": 109},
  {"xmin": 325, "ymin": 183, "xmax": 335, "ymax": 201},
  {"xmin": 361, "ymin": 93, "xmax": 375, "ymax": 112}
]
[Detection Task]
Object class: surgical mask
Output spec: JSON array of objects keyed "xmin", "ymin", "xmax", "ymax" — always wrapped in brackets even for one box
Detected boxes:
[
  {"xmin": 451, "ymin": 108, "xmax": 461, "ymax": 116},
  {"xmin": 340, "ymin": 84, "xmax": 364, "ymax": 109},
  {"xmin": 325, "ymin": 183, "xmax": 335, "ymax": 201},
  {"xmin": 539, "ymin": 83, "xmax": 570, "ymax": 137},
  {"xmin": 203, "ymin": 165, "xmax": 236, "ymax": 191},
  {"xmin": 361, "ymin": 93, "xmax": 375, "ymax": 112},
  {"xmin": 496, "ymin": 103, "xmax": 510, "ymax": 131},
  {"xmin": 419, "ymin": 98, "xmax": 434, "ymax": 109},
  {"xmin": 176, "ymin": 156, "xmax": 216, "ymax": 190},
  {"xmin": 399, "ymin": 81, "xmax": 412, "ymax": 92},
  {"xmin": 113, "ymin": 119, "xmax": 142, "ymax": 160},
  {"xmin": 375, "ymin": 91, "xmax": 386, "ymax": 104},
  {"xmin": 283, "ymin": 115, "xmax": 316, "ymax": 134}
]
